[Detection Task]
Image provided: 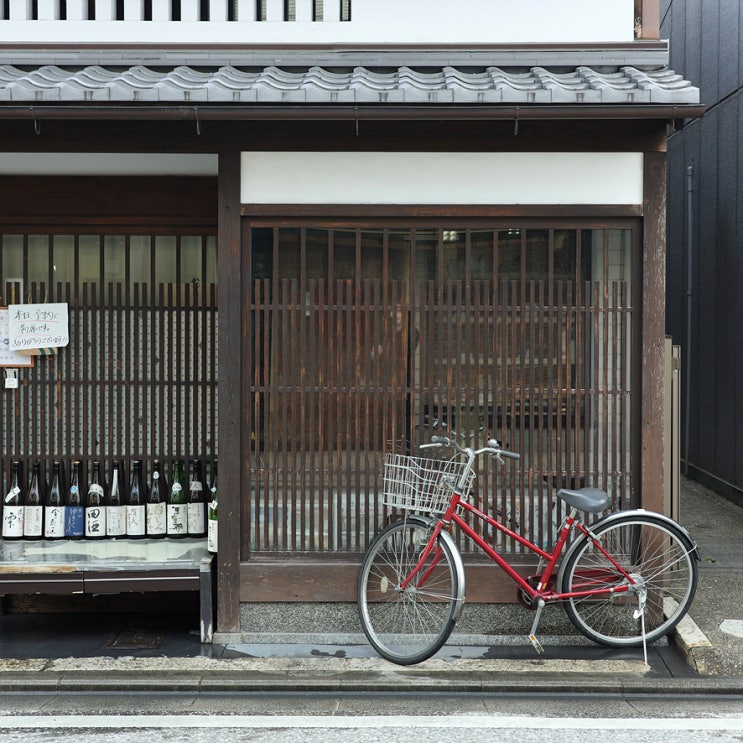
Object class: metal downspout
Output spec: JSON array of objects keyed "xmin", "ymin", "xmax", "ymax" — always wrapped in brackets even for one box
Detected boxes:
[{"xmin": 684, "ymin": 164, "xmax": 694, "ymax": 476}]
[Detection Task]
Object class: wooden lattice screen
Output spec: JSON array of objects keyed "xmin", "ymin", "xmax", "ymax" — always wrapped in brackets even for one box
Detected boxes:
[
  {"xmin": 245, "ymin": 225, "xmax": 635, "ymax": 557},
  {"xmin": 1, "ymin": 279, "xmax": 218, "ymax": 492}
]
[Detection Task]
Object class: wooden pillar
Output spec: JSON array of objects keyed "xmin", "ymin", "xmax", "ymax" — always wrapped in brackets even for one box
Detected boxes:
[
  {"xmin": 635, "ymin": 0, "xmax": 660, "ymax": 40},
  {"xmin": 640, "ymin": 151, "xmax": 667, "ymax": 513},
  {"xmin": 217, "ymin": 151, "xmax": 242, "ymax": 633}
]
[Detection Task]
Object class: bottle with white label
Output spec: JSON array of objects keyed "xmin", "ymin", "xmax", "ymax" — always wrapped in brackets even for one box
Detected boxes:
[
  {"xmin": 23, "ymin": 460, "xmax": 44, "ymax": 540},
  {"xmin": 85, "ymin": 460, "xmax": 106, "ymax": 539},
  {"xmin": 167, "ymin": 459, "xmax": 188, "ymax": 539},
  {"xmin": 2, "ymin": 460, "xmax": 25, "ymax": 540},
  {"xmin": 106, "ymin": 460, "xmax": 127, "ymax": 539},
  {"xmin": 127, "ymin": 459, "xmax": 147, "ymax": 539},
  {"xmin": 187, "ymin": 459, "xmax": 206, "ymax": 538},
  {"xmin": 44, "ymin": 460, "xmax": 66, "ymax": 540},
  {"xmin": 146, "ymin": 460, "xmax": 167, "ymax": 538},
  {"xmin": 207, "ymin": 460, "xmax": 218, "ymax": 554}
]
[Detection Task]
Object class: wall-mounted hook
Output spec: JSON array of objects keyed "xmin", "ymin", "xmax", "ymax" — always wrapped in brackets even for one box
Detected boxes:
[{"xmin": 30, "ymin": 107, "xmax": 41, "ymax": 135}]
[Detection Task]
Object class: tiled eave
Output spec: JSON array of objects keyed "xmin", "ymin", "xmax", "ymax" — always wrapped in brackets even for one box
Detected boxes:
[{"xmin": 0, "ymin": 64, "xmax": 703, "ymax": 122}]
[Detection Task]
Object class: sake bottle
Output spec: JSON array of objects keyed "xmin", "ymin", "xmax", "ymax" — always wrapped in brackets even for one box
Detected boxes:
[
  {"xmin": 44, "ymin": 461, "xmax": 66, "ymax": 540},
  {"xmin": 146, "ymin": 460, "xmax": 167, "ymax": 538},
  {"xmin": 106, "ymin": 460, "xmax": 127, "ymax": 539},
  {"xmin": 207, "ymin": 461, "xmax": 218, "ymax": 554},
  {"xmin": 65, "ymin": 460, "xmax": 84, "ymax": 539},
  {"xmin": 2, "ymin": 461, "xmax": 25, "ymax": 540},
  {"xmin": 23, "ymin": 460, "xmax": 44, "ymax": 540},
  {"xmin": 85, "ymin": 460, "xmax": 106, "ymax": 539},
  {"xmin": 187, "ymin": 459, "xmax": 206, "ymax": 538},
  {"xmin": 126, "ymin": 459, "xmax": 147, "ymax": 538},
  {"xmin": 166, "ymin": 459, "xmax": 187, "ymax": 539}
]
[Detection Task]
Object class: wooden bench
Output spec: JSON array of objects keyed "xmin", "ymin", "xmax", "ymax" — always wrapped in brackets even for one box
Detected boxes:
[{"xmin": 0, "ymin": 538, "xmax": 215, "ymax": 642}]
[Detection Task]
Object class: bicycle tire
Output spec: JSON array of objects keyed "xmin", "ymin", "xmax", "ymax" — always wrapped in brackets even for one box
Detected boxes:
[
  {"xmin": 357, "ymin": 517, "xmax": 461, "ymax": 665},
  {"xmin": 560, "ymin": 512, "xmax": 698, "ymax": 647}
]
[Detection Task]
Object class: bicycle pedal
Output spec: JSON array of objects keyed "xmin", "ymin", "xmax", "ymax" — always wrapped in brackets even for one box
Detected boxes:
[{"xmin": 529, "ymin": 634, "xmax": 544, "ymax": 654}]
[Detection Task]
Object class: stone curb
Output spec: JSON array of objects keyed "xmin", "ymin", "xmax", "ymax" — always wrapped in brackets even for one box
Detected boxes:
[{"xmin": 0, "ymin": 655, "xmax": 741, "ymax": 694}]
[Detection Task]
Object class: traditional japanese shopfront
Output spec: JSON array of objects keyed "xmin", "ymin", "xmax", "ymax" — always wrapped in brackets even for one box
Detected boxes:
[{"xmin": 0, "ymin": 49, "xmax": 701, "ymax": 633}]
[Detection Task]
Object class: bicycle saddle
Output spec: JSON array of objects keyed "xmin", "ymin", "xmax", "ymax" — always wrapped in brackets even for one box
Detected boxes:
[{"xmin": 556, "ymin": 487, "xmax": 610, "ymax": 513}]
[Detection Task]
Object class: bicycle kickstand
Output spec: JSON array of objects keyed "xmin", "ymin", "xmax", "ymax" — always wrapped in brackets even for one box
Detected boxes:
[{"xmin": 528, "ymin": 599, "xmax": 546, "ymax": 654}]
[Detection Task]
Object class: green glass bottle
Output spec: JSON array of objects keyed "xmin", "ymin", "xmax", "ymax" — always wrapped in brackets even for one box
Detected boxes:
[
  {"xmin": 187, "ymin": 459, "xmax": 206, "ymax": 538},
  {"xmin": 207, "ymin": 461, "xmax": 218, "ymax": 554},
  {"xmin": 166, "ymin": 459, "xmax": 187, "ymax": 539}
]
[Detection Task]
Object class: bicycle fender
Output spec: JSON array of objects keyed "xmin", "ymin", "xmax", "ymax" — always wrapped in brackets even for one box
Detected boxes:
[
  {"xmin": 436, "ymin": 526, "xmax": 467, "ymax": 620},
  {"xmin": 390, "ymin": 515, "xmax": 467, "ymax": 619},
  {"xmin": 556, "ymin": 509, "xmax": 699, "ymax": 589}
]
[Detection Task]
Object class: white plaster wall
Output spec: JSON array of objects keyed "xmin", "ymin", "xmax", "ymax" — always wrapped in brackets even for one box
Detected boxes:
[
  {"xmin": 241, "ymin": 152, "xmax": 644, "ymax": 205},
  {"xmin": 2, "ymin": 0, "xmax": 635, "ymax": 44},
  {"xmin": 0, "ymin": 153, "xmax": 218, "ymax": 175}
]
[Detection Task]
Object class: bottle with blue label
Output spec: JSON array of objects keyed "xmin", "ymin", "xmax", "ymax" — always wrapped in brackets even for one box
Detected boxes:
[{"xmin": 64, "ymin": 460, "xmax": 84, "ymax": 539}]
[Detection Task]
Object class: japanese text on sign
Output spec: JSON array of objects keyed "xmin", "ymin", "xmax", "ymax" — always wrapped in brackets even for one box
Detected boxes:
[{"xmin": 8, "ymin": 303, "xmax": 69, "ymax": 349}]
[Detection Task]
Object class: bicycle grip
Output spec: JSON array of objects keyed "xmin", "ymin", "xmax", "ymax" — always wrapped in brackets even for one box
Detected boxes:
[{"xmin": 430, "ymin": 435, "xmax": 451, "ymax": 446}]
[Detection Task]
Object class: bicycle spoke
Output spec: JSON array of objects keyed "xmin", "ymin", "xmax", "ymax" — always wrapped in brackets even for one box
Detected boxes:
[
  {"xmin": 561, "ymin": 514, "xmax": 697, "ymax": 647},
  {"xmin": 358, "ymin": 518, "xmax": 460, "ymax": 664}
]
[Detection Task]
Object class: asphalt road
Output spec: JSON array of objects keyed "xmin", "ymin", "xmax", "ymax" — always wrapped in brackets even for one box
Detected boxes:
[{"xmin": 1, "ymin": 692, "xmax": 743, "ymax": 742}]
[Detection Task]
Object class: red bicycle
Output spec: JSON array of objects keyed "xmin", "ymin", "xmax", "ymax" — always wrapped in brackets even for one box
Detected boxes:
[{"xmin": 357, "ymin": 435, "xmax": 699, "ymax": 665}]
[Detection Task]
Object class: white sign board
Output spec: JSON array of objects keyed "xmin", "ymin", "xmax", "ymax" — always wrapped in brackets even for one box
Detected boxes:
[
  {"xmin": 0, "ymin": 308, "xmax": 34, "ymax": 367},
  {"xmin": 7, "ymin": 303, "xmax": 69, "ymax": 350}
]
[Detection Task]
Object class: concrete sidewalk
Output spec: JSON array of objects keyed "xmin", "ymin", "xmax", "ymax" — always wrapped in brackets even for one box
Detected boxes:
[
  {"xmin": 0, "ymin": 476, "xmax": 740, "ymax": 695},
  {"xmin": 673, "ymin": 476, "xmax": 743, "ymax": 677}
]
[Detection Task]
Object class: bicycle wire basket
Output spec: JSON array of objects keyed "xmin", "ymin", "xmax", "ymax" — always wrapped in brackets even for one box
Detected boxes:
[{"xmin": 382, "ymin": 453, "xmax": 476, "ymax": 514}]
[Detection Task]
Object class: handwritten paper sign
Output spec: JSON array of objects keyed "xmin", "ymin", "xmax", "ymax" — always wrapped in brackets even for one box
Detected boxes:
[
  {"xmin": 7, "ymin": 303, "xmax": 69, "ymax": 350},
  {"xmin": 0, "ymin": 308, "xmax": 34, "ymax": 367}
]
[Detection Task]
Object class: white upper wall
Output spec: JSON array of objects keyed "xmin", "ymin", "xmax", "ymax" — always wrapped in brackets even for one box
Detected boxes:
[
  {"xmin": 241, "ymin": 152, "xmax": 644, "ymax": 205},
  {"xmin": 0, "ymin": 0, "xmax": 636, "ymax": 45}
]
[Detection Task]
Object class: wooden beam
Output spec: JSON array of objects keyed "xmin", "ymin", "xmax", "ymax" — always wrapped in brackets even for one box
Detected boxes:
[
  {"xmin": 239, "ymin": 558, "xmax": 535, "ymax": 603},
  {"xmin": 216, "ymin": 151, "xmax": 242, "ymax": 633},
  {"xmin": 0, "ymin": 176, "xmax": 216, "ymax": 223}
]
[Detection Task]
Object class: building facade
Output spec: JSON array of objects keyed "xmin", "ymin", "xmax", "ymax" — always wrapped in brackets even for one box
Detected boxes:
[
  {"xmin": 663, "ymin": 0, "xmax": 743, "ymax": 507},
  {"xmin": 0, "ymin": 0, "xmax": 700, "ymax": 634}
]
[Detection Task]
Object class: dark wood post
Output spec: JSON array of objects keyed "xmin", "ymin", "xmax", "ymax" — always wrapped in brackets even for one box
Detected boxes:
[
  {"xmin": 641, "ymin": 150, "xmax": 667, "ymax": 513},
  {"xmin": 217, "ymin": 151, "xmax": 242, "ymax": 632}
]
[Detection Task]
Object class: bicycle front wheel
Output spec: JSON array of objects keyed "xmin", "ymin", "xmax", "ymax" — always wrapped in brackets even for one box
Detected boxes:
[
  {"xmin": 357, "ymin": 517, "xmax": 461, "ymax": 665},
  {"xmin": 561, "ymin": 513, "xmax": 698, "ymax": 647}
]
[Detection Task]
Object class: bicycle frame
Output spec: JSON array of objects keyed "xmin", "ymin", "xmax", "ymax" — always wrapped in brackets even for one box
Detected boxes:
[{"xmin": 400, "ymin": 489, "xmax": 635, "ymax": 604}]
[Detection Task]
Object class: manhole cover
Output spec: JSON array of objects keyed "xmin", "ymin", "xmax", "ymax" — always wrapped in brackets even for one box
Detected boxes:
[{"xmin": 106, "ymin": 627, "xmax": 166, "ymax": 650}]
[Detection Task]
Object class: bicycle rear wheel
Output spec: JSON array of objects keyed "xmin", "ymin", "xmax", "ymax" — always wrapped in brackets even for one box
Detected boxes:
[
  {"xmin": 357, "ymin": 517, "xmax": 461, "ymax": 665},
  {"xmin": 560, "ymin": 513, "xmax": 698, "ymax": 647}
]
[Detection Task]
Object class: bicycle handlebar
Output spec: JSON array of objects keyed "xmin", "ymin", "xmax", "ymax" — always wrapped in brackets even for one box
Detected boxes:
[{"xmin": 421, "ymin": 435, "xmax": 520, "ymax": 461}]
